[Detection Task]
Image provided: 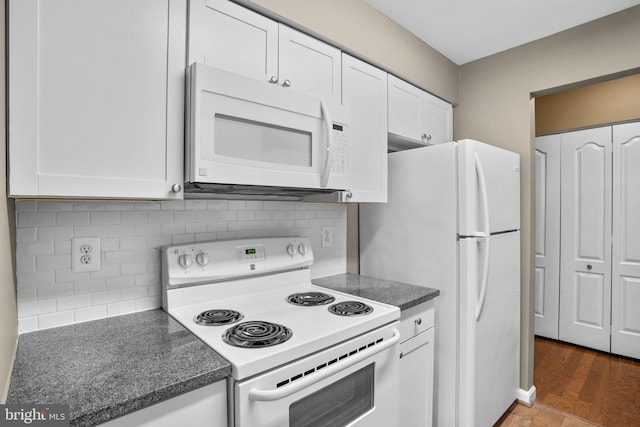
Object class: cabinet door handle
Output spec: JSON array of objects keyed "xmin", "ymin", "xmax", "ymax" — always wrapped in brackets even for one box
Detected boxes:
[
  {"xmin": 269, "ymin": 76, "xmax": 279, "ymax": 84},
  {"xmin": 415, "ymin": 318, "xmax": 422, "ymax": 326},
  {"xmin": 171, "ymin": 184, "xmax": 182, "ymax": 193},
  {"xmin": 587, "ymin": 265, "xmax": 593, "ymax": 270},
  {"xmin": 282, "ymin": 79, "xmax": 292, "ymax": 88}
]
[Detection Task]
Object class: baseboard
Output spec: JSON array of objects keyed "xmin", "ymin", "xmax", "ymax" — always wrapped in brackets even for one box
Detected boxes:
[{"xmin": 516, "ymin": 385, "xmax": 537, "ymax": 407}]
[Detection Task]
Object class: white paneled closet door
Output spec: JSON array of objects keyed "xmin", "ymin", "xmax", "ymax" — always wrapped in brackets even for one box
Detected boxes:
[
  {"xmin": 534, "ymin": 135, "xmax": 561, "ymax": 339},
  {"xmin": 559, "ymin": 127, "xmax": 612, "ymax": 352},
  {"xmin": 611, "ymin": 122, "xmax": 640, "ymax": 359}
]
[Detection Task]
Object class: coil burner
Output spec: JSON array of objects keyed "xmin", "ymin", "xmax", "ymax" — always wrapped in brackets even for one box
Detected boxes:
[
  {"xmin": 286, "ymin": 291, "xmax": 336, "ymax": 306},
  {"xmin": 328, "ymin": 301, "xmax": 374, "ymax": 317},
  {"xmin": 223, "ymin": 321, "xmax": 293, "ymax": 348},
  {"xmin": 194, "ymin": 309, "xmax": 244, "ymax": 326}
]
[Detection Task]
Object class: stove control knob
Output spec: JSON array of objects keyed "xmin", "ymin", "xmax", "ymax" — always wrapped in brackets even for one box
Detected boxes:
[
  {"xmin": 178, "ymin": 254, "xmax": 193, "ymax": 268},
  {"xmin": 297, "ymin": 243, "xmax": 307, "ymax": 256},
  {"xmin": 195, "ymin": 252, "xmax": 209, "ymax": 266},
  {"xmin": 286, "ymin": 244, "xmax": 296, "ymax": 257}
]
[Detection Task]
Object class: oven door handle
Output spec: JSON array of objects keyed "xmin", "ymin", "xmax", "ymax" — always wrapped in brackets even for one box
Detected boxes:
[{"xmin": 248, "ymin": 329, "xmax": 400, "ymax": 402}]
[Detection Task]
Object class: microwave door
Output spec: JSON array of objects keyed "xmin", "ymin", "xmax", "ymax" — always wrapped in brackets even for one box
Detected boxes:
[{"xmin": 187, "ymin": 63, "xmax": 340, "ymax": 191}]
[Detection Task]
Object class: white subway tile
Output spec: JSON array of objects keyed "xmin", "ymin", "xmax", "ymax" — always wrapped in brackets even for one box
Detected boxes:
[
  {"xmin": 148, "ymin": 235, "xmax": 171, "ymax": 249},
  {"xmin": 101, "ymin": 237, "xmax": 120, "ymax": 251},
  {"xmin": 18, "ymin": 212, "xmax": 56, "ymax": 227},
  {"xmin": 148, "ymin": 211, "xmax": 173, "ymax": 224},
  {"xmin": 54, "ymin": 240, "xmax": 71, "ymax": 256},
  {"xmin": 74, "ymin": 225, "xmax": 105, "ymax": 237},
  {"xmin": 121, "ymin": 211, "xmax": 148, "ymax": 224},
  {"xmin": 15, "ymin": 200, "xmax": 37, "ymax": 212},
  {"xmin": 207, "ymin": 222, "xmax": 227, "ymax": 232},
  {"xmin": 105, "ymin": 250, "xmax": 135, "ymax": 264},
  {"xmin": 106, "ymin": 275, "xmax": 136, "ymax": 290},
  {"xmin": 75, "ymin": 305, "xmax": 106, "ymax": 323},
  {"xmin": 55, "ymin": 269, "xmax": 90, "ymax": 284},
  {"xmin": 18, "ymin": 299, "xmax": 56, "ymax": 317},
  {"xmin": 90, "ymin": 211, "xmax": 121, "ymax": 224},
  {"xmin": 73, "ymin": 278, "xmax": 106, "ymax": 295},
  {"xmin": 18, "ymin": 316, "xmax": 39, "ymax": 333},
  {"xmin": 107, "ymin": 300, "xmax": 137, "ymax": 317},
  {"xmin": 17, "ymin": 286, "xmax": 37, "ymax": 303},
  {"xmin": 36, "ymin": 255, "xmax": 71, "ymax": 271},
  {"xmin": 39, "ymin": 226, "xmax": 74, "ymax": 241},
  {"xmin": 134, "ymin": 295, "xmax": 161, "ymax": 311},
  {"xmin": 134, "ymin": 202, "xmax": 161, "ymax": 211},
  {"xmin": 195, "ymin": 232, "xmax": 218, "ymax": 242},
  {"xmin": 106, "ymin": 224, "xmax": 135, "ymax": 237},
  {"xmin": 56, "ymin": 212, "xmax": 89, "ymax": 226},
  {"xmin": 186, "ymin": 223, "xmax": 207, "ymax": 233},
  {"xmin": 122, "ymin": 287, "xmax": 147, "ymax": 301},
  {"xmin": 37, "ymin": 283, "xmax": 73, "ymax": 300},
  {"xmin": 38, "ymin": 311, "xmax": 75, "ymax": 330},
  {"xmin": 16, "ymin": 227, "xmax": 37, "ymax": 243},
  {"xmin": 89, "ymin": 264, "xmax": 121, "ymax": 279},
  {"xmin": 171, "ymin": 234, "xmax": 195, "ymax": 244},
  {"xmin": 121, "ymin": 262, "xmax": 147, "ymax": 276},
  {"xmin": 120, "ymin": 237, "xmax": 147, "ymax": 251},
  {"xmin": 219, "ymin": 211, "xmax": 237, "ymax": 221},
  {"xmin": 17, "ymin": 242, "xmax": 54, "ymax": 257},
  {"xmin": 38, "ymin": 201, "xmax": 74, "ymax": 211},
  {"xmin": 17, "ymin": 270, "xmax": 55, "ymax": 287},
  {"xmin": 161, "ymin": 223, "xmax": 186, "ymax": 235},
  {"xmin": 134, "ymin": 223, "xmax": 162, "ymax": 236},
  {"xmin": 206, "ymin": 200, "xmax": 227, "ymax": 210},
  {"xmin": 160, "ymin": 200, "xmax": 185, "ymax": 211},
  {"xmin": 16, "ymin": 257, "xmax": 36, "ymax": 273},
  {"xmin": 106, "ymin": 202, "xmax": 135, "ymax": 211},
  {"xmin": 73, "ymin": 201, "xmax": 106, "ymax": 212},
  {"xmin": 135, "ymin": 273, "xmax": 160, "ymax": 287},
  {"xmin": 57, "ymin": 294, "xmax": 91, "ymax": 311},
  {"xmin": 91, "ymin": 290, "xmax": 122, "ymax": 306},
  {"xmin": 174, "ymin": 210, "xmax": 197, "ymax": 223},
  {"xmin": 185, "ymin": 200, "xmax": 208, "ymax": 210}
]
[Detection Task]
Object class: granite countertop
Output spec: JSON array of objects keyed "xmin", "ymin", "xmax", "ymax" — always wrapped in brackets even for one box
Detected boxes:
[
  {"xmin": 7, "ymin": 309, "xmax": 231, "ymax": 427},
  {"xmin": 313, "ymin": 273, "xmax": 440, "ymax": 311}
]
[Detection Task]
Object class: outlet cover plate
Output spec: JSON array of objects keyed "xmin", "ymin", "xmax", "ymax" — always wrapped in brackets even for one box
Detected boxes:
[{"xmin": 72, "ymin": 237, "xmax": 101, "ymax": 272}]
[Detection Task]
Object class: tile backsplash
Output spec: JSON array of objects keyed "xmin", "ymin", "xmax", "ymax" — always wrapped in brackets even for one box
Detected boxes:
[{"xmin": 15, "ymin": 199, "xmax": 347, "ymax": 333}]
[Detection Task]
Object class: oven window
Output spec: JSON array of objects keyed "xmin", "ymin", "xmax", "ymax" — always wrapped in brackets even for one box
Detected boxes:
[
  {"xmin": 214, "ymin": 114, "xmax": 312, "ymax": 167},
  {"xmin": 289, "ymin": 364, "xmax": 374, "ymax": 427}
]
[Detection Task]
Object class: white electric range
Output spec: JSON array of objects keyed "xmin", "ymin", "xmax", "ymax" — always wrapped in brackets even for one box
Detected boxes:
[{"xmin": 162, "ymin": 237, "xmax": 401, "ymax": 427}]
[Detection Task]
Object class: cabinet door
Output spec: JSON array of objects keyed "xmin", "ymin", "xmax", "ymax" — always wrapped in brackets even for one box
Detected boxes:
[
  {"xmin": 388, "ymin": 75, "xmax": 424, "ymax": 142},
  {"xmin": 278, "ymin": 25, "xmax": 341, "ymax": 106},
  {"xmin": 421, "ymin": 92, "xmax": 453, "ymax": 145},
  {"xmin": 611, "ymin": 122, "xmax": 640, "ymax": 359},
  {"xmin": 534, "ymin": 135, "xmax": 561, "ymax": 339},
  {"xmin": 188, "ymin": 0, "xmax": 278, "ymax": 83},
  {"xmin": 9, "ymin": 0, "xmax": 185, "ymax": 199},
  {"xmin": 559, "ymin": 127, "xmax": 612, "ymax": 352},
  {"xmin": 337, "ymin": 54, "xmax": 387, "ymax": 203},
  {"xmin": 399, "ymin": 328, "xmax": 434, "ymax": 427}
]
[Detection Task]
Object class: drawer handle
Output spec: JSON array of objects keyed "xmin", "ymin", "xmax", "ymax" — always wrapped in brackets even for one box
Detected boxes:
[{"xmin": 415, "ymin": 318, "xmax": 422, "ymax": 326}]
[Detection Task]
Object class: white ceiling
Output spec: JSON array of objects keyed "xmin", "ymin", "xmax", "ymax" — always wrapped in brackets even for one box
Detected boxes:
[{"xmin": 363, "ymin": 0, "xmax": 640, "ymax": 65}]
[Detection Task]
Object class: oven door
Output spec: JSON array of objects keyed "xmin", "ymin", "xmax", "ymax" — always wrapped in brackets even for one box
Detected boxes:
[
  {"xmin": 233, "ymin": 325, "xmax": 400, "ymax": 427},
  {"xmin": 187, "ymin": 62, "xmax": 347, "ymax": 191}
]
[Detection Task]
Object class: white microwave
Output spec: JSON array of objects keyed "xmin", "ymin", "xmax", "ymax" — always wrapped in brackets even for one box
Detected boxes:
[{"xmin": 185, "ymin": 63, "xmax": 350, "ymax": 199}]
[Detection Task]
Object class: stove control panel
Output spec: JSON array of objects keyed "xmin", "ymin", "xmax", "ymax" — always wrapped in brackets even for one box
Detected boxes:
[{"xmin": 162, "ymin": 237, "xmax": 314, "ymax": 288}]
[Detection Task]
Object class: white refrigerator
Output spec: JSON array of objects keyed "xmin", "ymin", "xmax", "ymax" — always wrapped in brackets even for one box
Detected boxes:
[{"xmin": 360, "ymin": 140, "xmax": 520, "ymax": 427}]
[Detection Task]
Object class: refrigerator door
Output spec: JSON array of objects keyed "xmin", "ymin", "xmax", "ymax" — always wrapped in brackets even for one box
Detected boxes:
[
  {"xmin": 457, "ymin": 139, "xmax": 520, "ymax": 236},
  {"xmin": 458, "ymin": 231, "xmax": 520, "ymax": 427},
  {"xmin": 359, "ymin": 142, "xmax": 458, "ymax": 427}
]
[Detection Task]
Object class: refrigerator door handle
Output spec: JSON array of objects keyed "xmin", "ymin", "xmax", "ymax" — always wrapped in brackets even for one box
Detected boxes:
[
  {"xmin": 474, "ymin": 152, "xmax": 491, "ymax": 235},
  {"xmin": 475, "ymin": 236, "xmax": 491, "ymax": 321}
]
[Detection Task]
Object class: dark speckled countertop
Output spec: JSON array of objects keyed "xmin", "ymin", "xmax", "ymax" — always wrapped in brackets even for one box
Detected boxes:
[
  {"xmin": 7, "ymin": 309, "xmax": 230, "ymax": 427},
  {"xmin": 313, "ymin": 273, "xmax": 439, "ymax": 311}
]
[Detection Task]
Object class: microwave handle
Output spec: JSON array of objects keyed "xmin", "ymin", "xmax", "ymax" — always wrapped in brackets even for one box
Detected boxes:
[
  {"xmin": 320, "ymin": 100, "xmax": 332, "ymax": 188},
  {"xmin": 248, "ymin": 329, "xmax": 400, "ymax": 402}
]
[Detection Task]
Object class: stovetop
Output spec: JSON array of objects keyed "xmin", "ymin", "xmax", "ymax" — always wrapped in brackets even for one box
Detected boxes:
[{"xmin": 162, "ymin": 237, "xmax": 400, "ymax": 380}]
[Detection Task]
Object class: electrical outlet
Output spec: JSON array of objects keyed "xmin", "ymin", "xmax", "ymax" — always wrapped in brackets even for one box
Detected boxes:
[
  {"xmin": 321, "ymin": 226, "xmax": 333, "ymax": 248},
  {"xmin": 72, "ymin": 237, "xmax": 101, "ymax": 272}
]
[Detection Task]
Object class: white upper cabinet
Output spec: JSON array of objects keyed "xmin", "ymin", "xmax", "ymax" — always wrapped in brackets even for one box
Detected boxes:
[
  {"xmin": 8, "ymin": 0, "xmax": 186, "ymax": 199},
  {"xmin": 337, "ymin": 54, "xmax": 388, "ymax": 203},
  {"xmin": 387, "ymin": 74, "xmax": 452, "ymax": 150},
  {"xmin": 189, "ymin": 0, "xmax": 341, "ymax": 105}
]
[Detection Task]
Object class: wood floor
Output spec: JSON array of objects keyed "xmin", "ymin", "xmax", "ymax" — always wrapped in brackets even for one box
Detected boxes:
[{"xmin": 495, "ymin": 336, "xmax": 640, "ymax": 426}]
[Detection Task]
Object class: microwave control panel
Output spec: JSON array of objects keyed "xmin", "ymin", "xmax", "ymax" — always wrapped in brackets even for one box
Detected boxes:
[{"xmin": 331, "ymin": 123, "xmax": 349, "ymax": 174}]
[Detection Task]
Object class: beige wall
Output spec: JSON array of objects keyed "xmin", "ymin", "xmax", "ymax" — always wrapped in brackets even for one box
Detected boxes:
[
  {"xmin": 1, "ymin": 0, "xmax": 19, "ymax": 402},
  {"xmin": 238, "ymin": 0, "xmax": 459, "ymax": 103},
  {"xmin": 455, "ymin": 5, "xmax": 640, "ymax": 389}
]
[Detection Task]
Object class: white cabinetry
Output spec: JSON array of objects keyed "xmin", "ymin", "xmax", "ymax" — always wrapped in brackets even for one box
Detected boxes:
[
  {"xmin": 188, "ymin": 0, "xmax": 341, "ymax": 105},
  {"xmin": 387, "ymin": 75, "xmax": 452, "ymax": 150},
  {"xmin": 8, "ymin": 0, "xmax": 186, "ymax": 199},
  {"xmin": 534, "ymin": 122, "xmax": 640, "ymax": 359},
  {"xmin": 100, "ymin": 381, "xmax": 227, "ymax": 427},
  {"xmin": 338, "ymin": 54, "xmax": 388, "ymax": 202},
  {"xmin": 398, "ymin": 300, "xmax": 435, "ymax": 427}
]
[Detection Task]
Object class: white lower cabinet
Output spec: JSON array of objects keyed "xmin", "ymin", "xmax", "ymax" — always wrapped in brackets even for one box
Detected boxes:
[
  {"xmin": 8, "ymin": 0, "xmax": 186, "ymax": 199},
  {"xmin": 100, "ymin": 381, "xmax": 227, "ymax": 427},
  {"xmin": 398, "ymin": 300, "xmax": 435, "ymax": 427}
]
